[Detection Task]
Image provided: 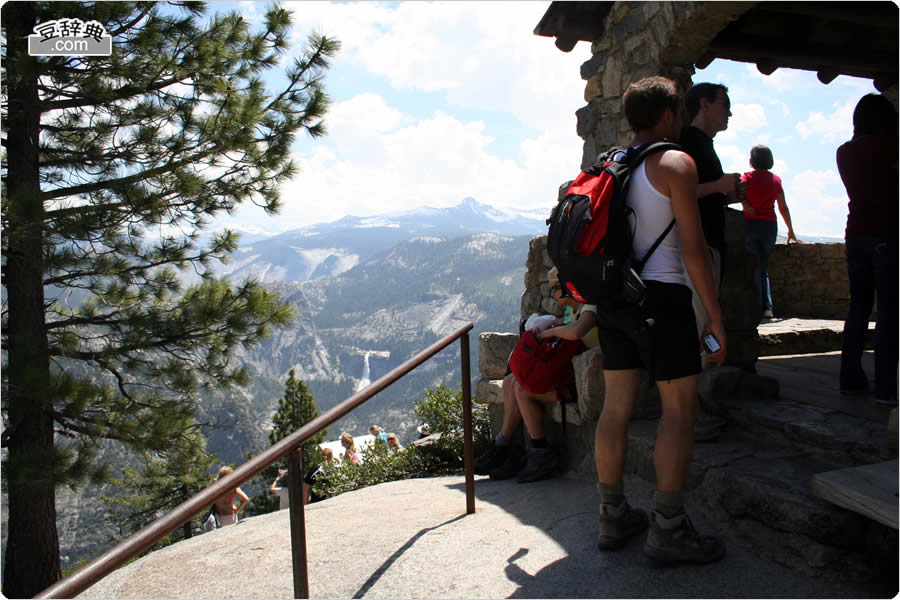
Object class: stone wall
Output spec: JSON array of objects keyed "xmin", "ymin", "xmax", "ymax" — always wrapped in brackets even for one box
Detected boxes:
[{"xmin": 768, "ymin": 242, "xmax": 850, "ymax": 320}]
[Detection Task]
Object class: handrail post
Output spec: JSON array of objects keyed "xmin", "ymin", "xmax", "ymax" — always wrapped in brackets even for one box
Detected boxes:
[
  {"xmin": 461, "ymin": 331, "xmax": 475, "ymax": 515},
  {"xmin": 287, "ymin": 449, "xmax": 309, "ymax": 599}
]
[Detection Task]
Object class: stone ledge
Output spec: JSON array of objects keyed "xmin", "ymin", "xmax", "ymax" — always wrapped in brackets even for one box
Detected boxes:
[
  {"xmin": 474, "ymin": 376, "xmax": 503, "ymax": 406},
  {"xmin": 758, "ymin": 319, "xmax": 875, "ymax": 357}
]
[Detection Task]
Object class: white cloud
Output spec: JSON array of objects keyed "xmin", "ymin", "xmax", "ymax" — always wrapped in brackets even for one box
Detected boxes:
[
  {"xmin": 717, "ymin": 103, "xmax": 767, "ymax": 142},
  {"xmin": 773, "ymin": 158, "xmax": 789, "ymax": 177},
  {"xmin": 246, "ymin": 105, "xmax": 582, "ymax": 231},
  {"xmin": 283, "ymin": 1, "xmax": 588, "ymax": 133},
  {"xmin": 714, "ymin": 142, "xmax": 748, "ymax": 175},
  {"xmin": 784, "ymin": 169, "xmax": 848, "ymax": 238},
  {"xmin": 223, "ymin": 1, "xmax": 587, "ymax": 232},
  {"xmin": 796, "ymin": 101, "xmax": 854, "ymax": 142}
]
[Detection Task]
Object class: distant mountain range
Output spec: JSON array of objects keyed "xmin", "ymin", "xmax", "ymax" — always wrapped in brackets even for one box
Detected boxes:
[{"xmin": 216, "ymin": 197, "xmax": 547, "ymax": 283}]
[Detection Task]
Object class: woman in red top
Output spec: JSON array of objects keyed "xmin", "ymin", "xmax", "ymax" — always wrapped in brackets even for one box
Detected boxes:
[{"xmin": 740, "ymin": 145, "xmax": 800, "ymax": 318}]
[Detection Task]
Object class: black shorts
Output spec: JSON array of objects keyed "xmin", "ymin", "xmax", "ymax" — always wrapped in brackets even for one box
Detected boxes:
[{"xmin": 595, "ymin": 280, "xmax": 701, "ymax": 382}]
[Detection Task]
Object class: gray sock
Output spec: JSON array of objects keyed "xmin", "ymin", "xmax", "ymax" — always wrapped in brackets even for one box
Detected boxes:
[
  {"xmin": 654, "ymin": 490, "xmax": 684, "ymax": 518},
  {"xmin": 597, "ymin": 482, "xmax": 624, "ymax": 507}
]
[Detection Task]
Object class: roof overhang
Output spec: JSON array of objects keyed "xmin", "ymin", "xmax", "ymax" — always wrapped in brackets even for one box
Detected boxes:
[{"xmin": 535, "ymin": 1, "xmax": 899, "ymax": 91}]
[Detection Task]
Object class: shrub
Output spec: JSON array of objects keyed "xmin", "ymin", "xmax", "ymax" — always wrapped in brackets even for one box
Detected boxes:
[{"xmin": 311, "ymin": 384, "xmax": 491, "ymax": 501}]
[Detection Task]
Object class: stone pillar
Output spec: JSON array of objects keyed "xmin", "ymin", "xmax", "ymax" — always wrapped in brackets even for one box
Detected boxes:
[
  {"xmin": 721, "ymin": 208, "xmax": 761, "ymax": 370},
  {"xmin": 521, "ymin": 236, "xmax": 565, "ymax": 320}
]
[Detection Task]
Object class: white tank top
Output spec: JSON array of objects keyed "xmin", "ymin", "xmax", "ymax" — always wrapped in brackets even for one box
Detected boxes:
[{"xmin": 626, "ymin": 160, "xmax": 686, "ymax": 285}]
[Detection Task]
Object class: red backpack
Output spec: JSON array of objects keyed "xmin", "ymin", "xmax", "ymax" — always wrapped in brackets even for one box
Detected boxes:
[
  {"xmin": 546, "ymin": 142, "xmax": 680, "ymax": 307},
  {"xmin": 508, "ymin": 329, "xmax": 585, "ymax": 395}
]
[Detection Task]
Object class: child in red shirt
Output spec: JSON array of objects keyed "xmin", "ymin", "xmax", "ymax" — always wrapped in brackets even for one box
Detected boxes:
[{"xmin": 740, "ymin": 145, "xmax": 800, "ymax": 319}]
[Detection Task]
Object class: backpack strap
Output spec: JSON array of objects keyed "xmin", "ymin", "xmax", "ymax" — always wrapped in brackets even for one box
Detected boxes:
[
  {"xmin": 626, "ymin": 141, "xmax": 682, "ymax": 167},
  {"xmin": 635, "ymin": 219, "xmax": 675, "ymax": 274},
  {"xmin": 625, "ymin": 141, "xmax": 682, "ymax": 274}
]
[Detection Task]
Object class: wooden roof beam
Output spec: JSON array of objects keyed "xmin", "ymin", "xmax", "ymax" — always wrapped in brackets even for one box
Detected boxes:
[
  {"xmin": 757, "ymin": 2, "xmax": 897, "ymax": 29},
  {"xmin": 708, "ymin": 36, "xmax": 897, "ymax": 77},
  {"xmin": 817, "ymin": 69, "xmax": 839, "ymax": 85},
  {"xmin": 757, "ymin": 59, "xmax": 779, "ymax": 76}
]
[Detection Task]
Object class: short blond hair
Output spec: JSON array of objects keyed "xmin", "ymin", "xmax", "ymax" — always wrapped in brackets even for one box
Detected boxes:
[{"xmin": 217, "ymin": 466, "xmax": 233, "ymax": 479}]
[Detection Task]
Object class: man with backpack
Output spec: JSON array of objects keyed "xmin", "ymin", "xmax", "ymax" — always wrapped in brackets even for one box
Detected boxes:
[{"xmin": 590, "ymin": 76, "xmax": 728, "ymax": 564}]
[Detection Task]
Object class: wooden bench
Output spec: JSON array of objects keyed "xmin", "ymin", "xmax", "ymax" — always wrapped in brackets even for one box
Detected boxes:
[{"xmin": 812, "ymin": 459, "xmax": 898, "ymax": 529}]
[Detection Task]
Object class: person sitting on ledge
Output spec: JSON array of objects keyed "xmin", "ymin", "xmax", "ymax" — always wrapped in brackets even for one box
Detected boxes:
[{"xmin": 475, "ymin": 267, "xmax": 598, "ymax": 483}]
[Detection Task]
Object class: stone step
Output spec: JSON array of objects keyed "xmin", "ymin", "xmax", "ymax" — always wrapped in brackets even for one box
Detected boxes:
[
  {"xmin": 757, "ymin": 318, "xmax": 875, "ymax": 356},
  {"xmin": 716, "ymin": 392, "xmax": 895, "ymax": 468},
  {"xmin": 623, "ymin": 419, "xmax": 898, "ymax": 583},
  {"xmin": 695, "ymin": 357, "xmax": 897, "ymax": 467}
]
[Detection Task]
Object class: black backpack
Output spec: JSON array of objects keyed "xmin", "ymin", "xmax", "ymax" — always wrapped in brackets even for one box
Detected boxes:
[{"xmin": 546, "ymin": 141, "xmax": 681, "ymax": 307}]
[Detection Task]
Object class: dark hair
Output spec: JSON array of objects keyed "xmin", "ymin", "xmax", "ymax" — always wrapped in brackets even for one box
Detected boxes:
[
  {"xmin": 622, "ymin": 76, "xmax": 681, "ymax": 132},
  {"xmin": 685, "ymin": 83, "xmax": 728, "ymax": 121},
  {"xmin": 749, "ymin": 145, "xmax": 774, "ymax": 170},
  {"xmin": 852, "ymin": 93, "xmax": 897, "ymax": 138}
]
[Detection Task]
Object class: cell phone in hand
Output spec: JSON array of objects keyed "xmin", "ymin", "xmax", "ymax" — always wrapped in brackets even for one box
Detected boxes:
[{"xmin": 702, "ymin": 333, "xmax": 721, "ymax": 353}]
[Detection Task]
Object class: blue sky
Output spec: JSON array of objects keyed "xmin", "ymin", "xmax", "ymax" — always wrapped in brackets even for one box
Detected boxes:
[{"xmin": 216, "ymin": 1, "xmax": 880, "ymax": 241}]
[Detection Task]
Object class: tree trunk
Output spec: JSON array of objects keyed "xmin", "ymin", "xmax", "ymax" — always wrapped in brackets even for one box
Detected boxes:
[{"xmin": 2, "ymin": 3, "xmax": 62, "ymax": 597}]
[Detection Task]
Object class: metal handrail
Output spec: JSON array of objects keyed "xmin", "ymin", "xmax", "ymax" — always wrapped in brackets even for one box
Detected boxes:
[{"xmin": 37, "ymin": 322, "xmax": 476, "ymax": 599}]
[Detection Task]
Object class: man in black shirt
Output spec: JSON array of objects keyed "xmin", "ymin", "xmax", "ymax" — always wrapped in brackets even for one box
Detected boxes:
[
  {"xmin": 679, "ymin": 83, "xmax": 743, "ymax": 278},
  {"xmin": 678, "ymin": 83, "xmax": 745, "ymax": 441}
]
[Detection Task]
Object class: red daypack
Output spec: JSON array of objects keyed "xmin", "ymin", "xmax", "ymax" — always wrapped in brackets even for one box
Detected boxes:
[
  {"xmin": 546, "ymin": 142, "xmax": 680, "ymax": 306},
  {"xmin": 508, "ymin": 329, "xmax": 585, "ymax": 395}
]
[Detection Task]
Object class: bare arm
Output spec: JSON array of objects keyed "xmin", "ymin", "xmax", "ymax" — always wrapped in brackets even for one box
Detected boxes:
[
  {"xmin": 697, "ymin": 173, "xmax": 739, "ymax": 199},
  {"xmin": 661, "ymin": 151, "xmax": 727, "ymax": 364},
  {"xmin": 234, "ymin": 487, "xmax": 250, "ymax": 513},
  {"xmin": 270, "ymin": 469, "xmax": 286, "ymax": 494},
  {"xmin": 540, "ymin": 309, "xmax": 596, "ymax": 341},
  {"xmin": 775, "ymin": 191, "xmax": 800, "ymax": 243}
]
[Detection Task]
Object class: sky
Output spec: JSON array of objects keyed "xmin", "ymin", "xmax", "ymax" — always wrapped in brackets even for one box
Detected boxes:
[{"xmin": 216, "ymin": 1, "xmax": 881, "ymax": 241}]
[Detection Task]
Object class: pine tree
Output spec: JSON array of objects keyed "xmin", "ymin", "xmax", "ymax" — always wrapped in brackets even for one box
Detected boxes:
[
  {"xmin": 251, "ymin": 369, "xmax": 326, "ymax": 515},
  {"xmin": 102, "ymin": 425, "xmax": 220, "ymax": 551},
  {"xmin": 1, "ymin": 2, "xmax": 339, "ymax": 595},
  {"xmin": 270, "ymin": 369, "xmax": 326, "ymax": 466}
]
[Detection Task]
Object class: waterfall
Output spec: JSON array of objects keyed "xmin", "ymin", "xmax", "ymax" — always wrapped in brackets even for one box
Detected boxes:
[{"xmin": 356, "ymin": 351, "xmax": 371, "ymax": 391}]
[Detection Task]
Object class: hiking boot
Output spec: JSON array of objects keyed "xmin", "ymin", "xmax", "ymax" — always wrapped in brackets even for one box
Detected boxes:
[
  {"xmin": 515, "ymin": 447, "xmax": 559, "ymax": 483},
  {"xmin": 597, "ymin": 501, "xmax": 648, "ymax": 550},
  {"xmin": 489, "ymin": 445, "xmax": 526, "ymax": 480},
  {"xmin": 475, "ymin": 442, "xmax": 510, "ymax": 475},
  {"xmin": 643, "ymin": 511, "xmax": 726, "ymax": 565}
]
